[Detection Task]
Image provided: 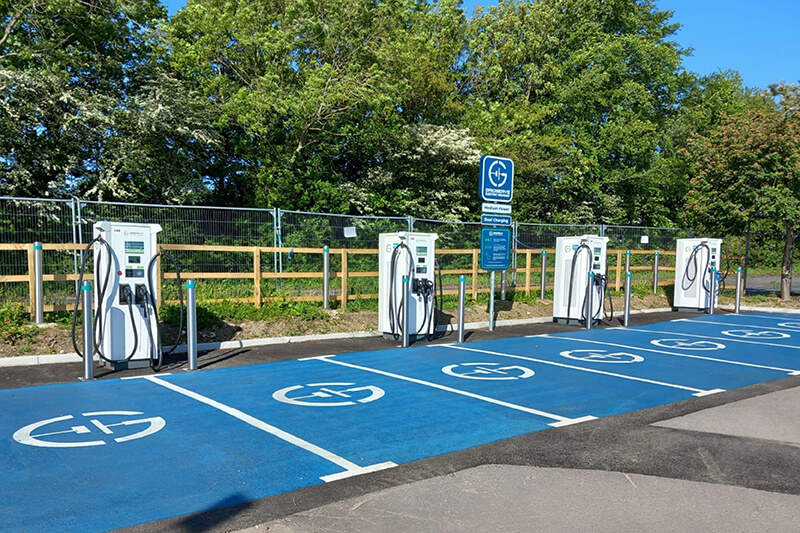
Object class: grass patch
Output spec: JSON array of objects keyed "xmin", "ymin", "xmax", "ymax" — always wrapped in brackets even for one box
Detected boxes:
[{"xmin": 0, "ymin": 302, "xmax": 38, "ymax": 345}]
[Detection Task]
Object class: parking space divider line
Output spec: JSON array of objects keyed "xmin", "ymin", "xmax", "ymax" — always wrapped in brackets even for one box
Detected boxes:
[
  {"xmin": 552, "ymin": 335, "xmax": 800, "ymax": 376},
  {"xmin": 446, "ymin": 343, "xmax": 723, "ymax": 397},
  {"xmin": 140, "ymin": 376, "xmax": 396, "ymax": 482},
  {"xmin": 629, "ymin": 328, "xmax": 800, "ymax": 351},
  {"xmin": 680, "ymin": 318, "xmax": 800, "ymax": 332},
  {"xmin": 306, "ymin": 356, "xmax": 596, "ymax": 427}
]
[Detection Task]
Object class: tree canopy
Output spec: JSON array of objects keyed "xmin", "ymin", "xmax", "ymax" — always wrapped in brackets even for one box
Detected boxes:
[{"xmin": 1, "ymin": 0, "xmax": 797, "ymax": 250}]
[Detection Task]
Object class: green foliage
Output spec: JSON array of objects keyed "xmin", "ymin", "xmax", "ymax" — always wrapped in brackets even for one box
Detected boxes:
[
  {"xmin": 0, "ymin": 0, "xmax": 220, "ymax": 203},
  {"xmin": 685, "ymin": 86, "xmax": 800, "ymax": 298},
  {"xmin": 160, "ymin": 300, "xmax": 329, "ymax": 329},
  {"xmin": 0, "ymin": 302, "xmax": 37, "ymax": 345}
]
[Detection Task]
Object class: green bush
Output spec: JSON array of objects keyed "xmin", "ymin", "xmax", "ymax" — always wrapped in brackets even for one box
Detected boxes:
[{"xmin": 0, "ymin": 303, "xmax": 37, "ymax": 345}]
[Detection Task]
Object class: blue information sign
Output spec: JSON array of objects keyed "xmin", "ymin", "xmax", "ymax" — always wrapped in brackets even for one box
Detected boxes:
[
  {"xmin": 479, "ymin": 155, "xmax": 514, "ymax": 203},
  {"xmin": 481, "ymin": 214, "xmax": 512, "ymax": 226},
  {"xmin": 480, "ymin": 227, "xmax": 511, "ymax": 270}
]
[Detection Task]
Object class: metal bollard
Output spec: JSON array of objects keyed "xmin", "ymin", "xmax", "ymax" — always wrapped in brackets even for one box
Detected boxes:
[
  {"xmin": 585, "ymin": 272, "xmax": 595, "ymax": 330},
  {"xmin": 653, "ymin": 251, "xmax": 659, "ymax": 294},
  {"xmin": 624, "ymin": 271, "xmax": 632, "ymax": 327},
  {"xmin": 186, "ymin": 280, "xmax": 197, "ymax": 371},
  {"xmin": 458, "ymin": 275, "xmax": 466, "ymax": 343},
  {"xmin": 34, "ymin": 241, "xmax": 44, "ymax": 324},
  {"xmin": 709, "ymin": 268, "xmax": 717, "ymax": 315},
  {"xmin": 80, "ymin": 281, "xmax": 94, "ymax": 381},
  {"xmin": 734, "ymin": 267, "xmax": 742, "ymax": 314},
  {"xmin": 500, "ymin": 270, "xmax": 506, "ymax": 301},
  {"xmin": 322, "ymin": 246, "xmax": 330, "ymax": 309},
  {"xmin": 540, "ymin": 250, "xmax": 547, "ymax": 300},
  {"xmin": 489, "ymin": 271, "xmax": 496, "ymax": 332},
  {"xmin": 625, "ymin": 250, "xmax": 631, "ymax": 273},
  {"xmin": 402, "ymin": 276, "xmax": 410, "ymax": 347}
]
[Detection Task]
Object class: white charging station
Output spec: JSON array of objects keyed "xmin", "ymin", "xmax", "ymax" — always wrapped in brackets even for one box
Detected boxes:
[
  {"xmin": 553, "ymin": 235, "xmax": 608, "ymax": 324},
  {"xmin": 674, "ymin": 237, "xmax": 723, "ymax": 312},
  {"xmin": 378, "ymin": 232, "xmax": 438, "ymax": 339},
  {"xmin": 93, "ymin": 221, "xmax": 162, "ymax": 369}
]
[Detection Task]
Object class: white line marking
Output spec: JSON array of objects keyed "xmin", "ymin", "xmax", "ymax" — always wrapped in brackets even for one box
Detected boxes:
[
  {"xmin": 306, "ymin": 356, "xmax": 596, "ymax": 427},
  {"xmin": 141, "ymin": 375, "xmax": 396, "ymax": 482},
  {"xmin": 693, "ymin": 389, "xmax": 726, "ymax": 397},
  {"xmin": 444, "ymin": 344, "xmax": 718, "ymax": 396},
  {"xmin": 554, "ymin": 335, "xmax": 800, "ymax": 376},
  {"xmin": 630, "ymin": 328, "xmax": 800, "ymax": 350},
  {"xmin": 682, "ymin": 318, "xmax": 799, "ymax": 332}
]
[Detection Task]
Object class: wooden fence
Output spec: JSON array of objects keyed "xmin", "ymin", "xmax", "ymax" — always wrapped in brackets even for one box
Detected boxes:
[{"xmin": 1, "ymin": 243, "xmax": 742, "ymax": 315}]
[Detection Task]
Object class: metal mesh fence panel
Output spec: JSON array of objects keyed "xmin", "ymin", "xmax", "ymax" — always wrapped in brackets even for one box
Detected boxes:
[
  {"xmin": 604, "ymin": 225, "xmax": 691, "ymax": 251},
  {"xmin": 277, "ymin": 211, "xmax": 409, "ymax": 299},
  {"xmin": 77, "ymin": 202, "xmax": 277, "ymax": 300},
  {"xmin": 515, "ymin": 223, "xmax": 602, "ymax": 249},
  {"xmin": 0, "ymin": 197, "xmax": 77, "ymax": 306}
]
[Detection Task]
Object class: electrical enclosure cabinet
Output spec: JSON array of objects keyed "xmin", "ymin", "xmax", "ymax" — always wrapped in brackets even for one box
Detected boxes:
[
  {"xmin": 378, "ymin": 232, "xmax": 438, "ymax": 339},
  {"xmin": 553, "ymin": 235, "xmax": 608, "ymax": 324},
  {"xmin": 93, "ymin": 221, "xmax": 162, "ymax": 369},
  {"xmin": 674, "ymin": 237, "xmax": 723, "ymax": 312}
]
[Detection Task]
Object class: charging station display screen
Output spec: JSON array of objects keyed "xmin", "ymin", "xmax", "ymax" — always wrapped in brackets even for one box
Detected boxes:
[
  {"xmin": 125, "ymin": 241, "xmax": 145, "ymax": 254},
  {"xmin": 128, "ymin": 256, "xmax": 141, "ymax": 264},
  {"xmin": 416, "ymin": 246, "xmax": 428, "ymax": 256},
  {"xmin": 125, "ymin": 269, "xmax": 145, "ymax": 278}
]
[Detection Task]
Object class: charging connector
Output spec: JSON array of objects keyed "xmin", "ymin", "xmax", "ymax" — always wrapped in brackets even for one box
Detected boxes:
[
  {"xmin": 135, "ymin": 284, "xmax": 148, "ymax": 307},
  {"xmin": 119, "ymin": 284, "xmax": 132, "ymax": 305}
]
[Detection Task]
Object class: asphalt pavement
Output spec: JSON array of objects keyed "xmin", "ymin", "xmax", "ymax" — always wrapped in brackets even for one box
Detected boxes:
[{"xmin": 4, "ymin": 309, "xmax": 800, "ymax": 533}]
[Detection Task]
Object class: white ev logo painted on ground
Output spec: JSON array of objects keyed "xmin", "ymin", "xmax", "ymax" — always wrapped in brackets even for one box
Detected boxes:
[
  {"xmin": 722, "ymin": 329, "xmax": 790, "ymax": 340},
  {"xmin": 650, "ymin": 339, "xmax": 725, "ymax": 350},
  {"xmin": 559, "ymin": 350, "xmax": 644, "ymax": 363},
  {"xmin": 441, "ymin": 362, "xmax": 535, "ymax": 380},
  {"xmin": 13, "ymin": 411, "xmax": 166, "ymax": 448},
  {"xmin": 273, "ymin": 383, "xmax": 385, "ymax": 407}
]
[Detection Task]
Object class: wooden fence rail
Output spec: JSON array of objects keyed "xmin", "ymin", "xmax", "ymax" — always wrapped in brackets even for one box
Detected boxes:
[{"xmin": 0, "ymin": 243, "xmax": 743, "ymax": 315}]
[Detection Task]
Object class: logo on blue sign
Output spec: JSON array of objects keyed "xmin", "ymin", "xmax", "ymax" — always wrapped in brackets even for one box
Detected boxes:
[{"xmin": 480, "ymin": 155, "xmax": 514, "ymax": 203}]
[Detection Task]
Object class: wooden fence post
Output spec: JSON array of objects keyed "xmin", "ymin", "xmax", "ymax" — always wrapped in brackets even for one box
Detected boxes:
[
  {"xmin": 341, "ymin": 250, "xmax": 348, "ymax": 310},
  {"xmin": 524, "ymin": 249, "xmax": 531, "ymax": 295},
  {"xmin": 615, "ymin": 250, "xmax": 623, "ymax": 291},
  {"xmin": 253, "ymin": 247, "xmax": 262, "ymax": 307}
]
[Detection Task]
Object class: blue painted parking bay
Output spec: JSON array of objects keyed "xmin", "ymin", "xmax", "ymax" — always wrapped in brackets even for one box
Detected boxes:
[{"xmin": 2, "ymin": 312, "xmax": 799, "ymax": 532}]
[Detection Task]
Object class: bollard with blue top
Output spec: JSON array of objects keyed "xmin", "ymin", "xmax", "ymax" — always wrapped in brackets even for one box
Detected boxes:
[
  {"xmin": 540, "ymin": 250, "xmax": 547, "ymax": 300},
  {"xmin": 322, "ymin": 246, "xmax": 330, "ymax": 309},
  {"xmin": 709, "ymin": 267, "xmax": 717, "ymax": 315},
  {"xmin": 585, "ymin": 272, "xmax": 594, "ymax": 330},
  {"xmin": 34, "ymin": 241, "xmax": 44, "ymax": 324},
  {"xmin": 735, "ymin": 267, "xmax": 742, "ymax": 314},
  {"xmin": 80, "ymin": 281, "xmax": 94, "ymax": 381},
  {"xmin": 624, "ymin": 271, "xmax": 632, "ymax": 327},
  {"xmin": 458, "ymin": 275, "xmax": 466, "ymax": 343},
  {"xmin": 186, "ymin": 280, "xmax": 198, "ymax": 371},
  {"xmin": 653, "ymin": 251, "xmax": 659, "ymax": 294},
  {"xmin": 402, "ymin": 276, "xmax": 410, "ymax": 347}
]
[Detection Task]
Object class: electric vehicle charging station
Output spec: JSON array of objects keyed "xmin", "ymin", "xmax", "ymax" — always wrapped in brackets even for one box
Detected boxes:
[
  {"xmin": 553, "ymin": 235, "xmax": 609, "ymax": 325},
  {"xmin": 674, "ymin": 237, "xmax": 724, "ymax": 312},
  {"xmin": 378, "ymin": 232, "xmax": 439, "ymax": 341},
  {"xmin": 92, "ymin": 221, "xmax": 163, "ymax": 369}
]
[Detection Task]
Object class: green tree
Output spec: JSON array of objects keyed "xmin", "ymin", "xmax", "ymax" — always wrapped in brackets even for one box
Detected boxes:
[
  {"xmin": 463, "ymin": 0, "xmax": 686, "ymax": 225},
  {"xmin": 685, "ymin": 87, "xmax": 800, "ymax": 300},
  {"xmin": 166, "ymin": 0, "xmax": 469, "ymax": 216},
  {"xmin": 0, "ymin": 0, "xmax": 219, "ymax": 202}
]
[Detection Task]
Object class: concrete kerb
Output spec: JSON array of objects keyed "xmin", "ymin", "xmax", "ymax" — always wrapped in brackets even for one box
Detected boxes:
[{"xmin": 4, "ymin": 306, "xmax": 799, "ymax": 368}]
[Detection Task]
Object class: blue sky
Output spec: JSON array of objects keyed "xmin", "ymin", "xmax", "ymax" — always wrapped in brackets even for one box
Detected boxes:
[{"xmin": 161, "ymin": 0, "xmax": 799, "ymax": 90}]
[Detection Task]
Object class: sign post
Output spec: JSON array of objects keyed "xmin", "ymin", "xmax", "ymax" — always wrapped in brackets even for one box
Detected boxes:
[{"xmin": 479, "ymin": 155, "xmax": 514, "ymax": 332}]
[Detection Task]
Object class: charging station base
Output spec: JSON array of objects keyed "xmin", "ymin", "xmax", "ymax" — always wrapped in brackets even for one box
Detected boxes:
[{"xmin": 101, "ymin": 359, "xmax": 153, "ymax": 371}]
